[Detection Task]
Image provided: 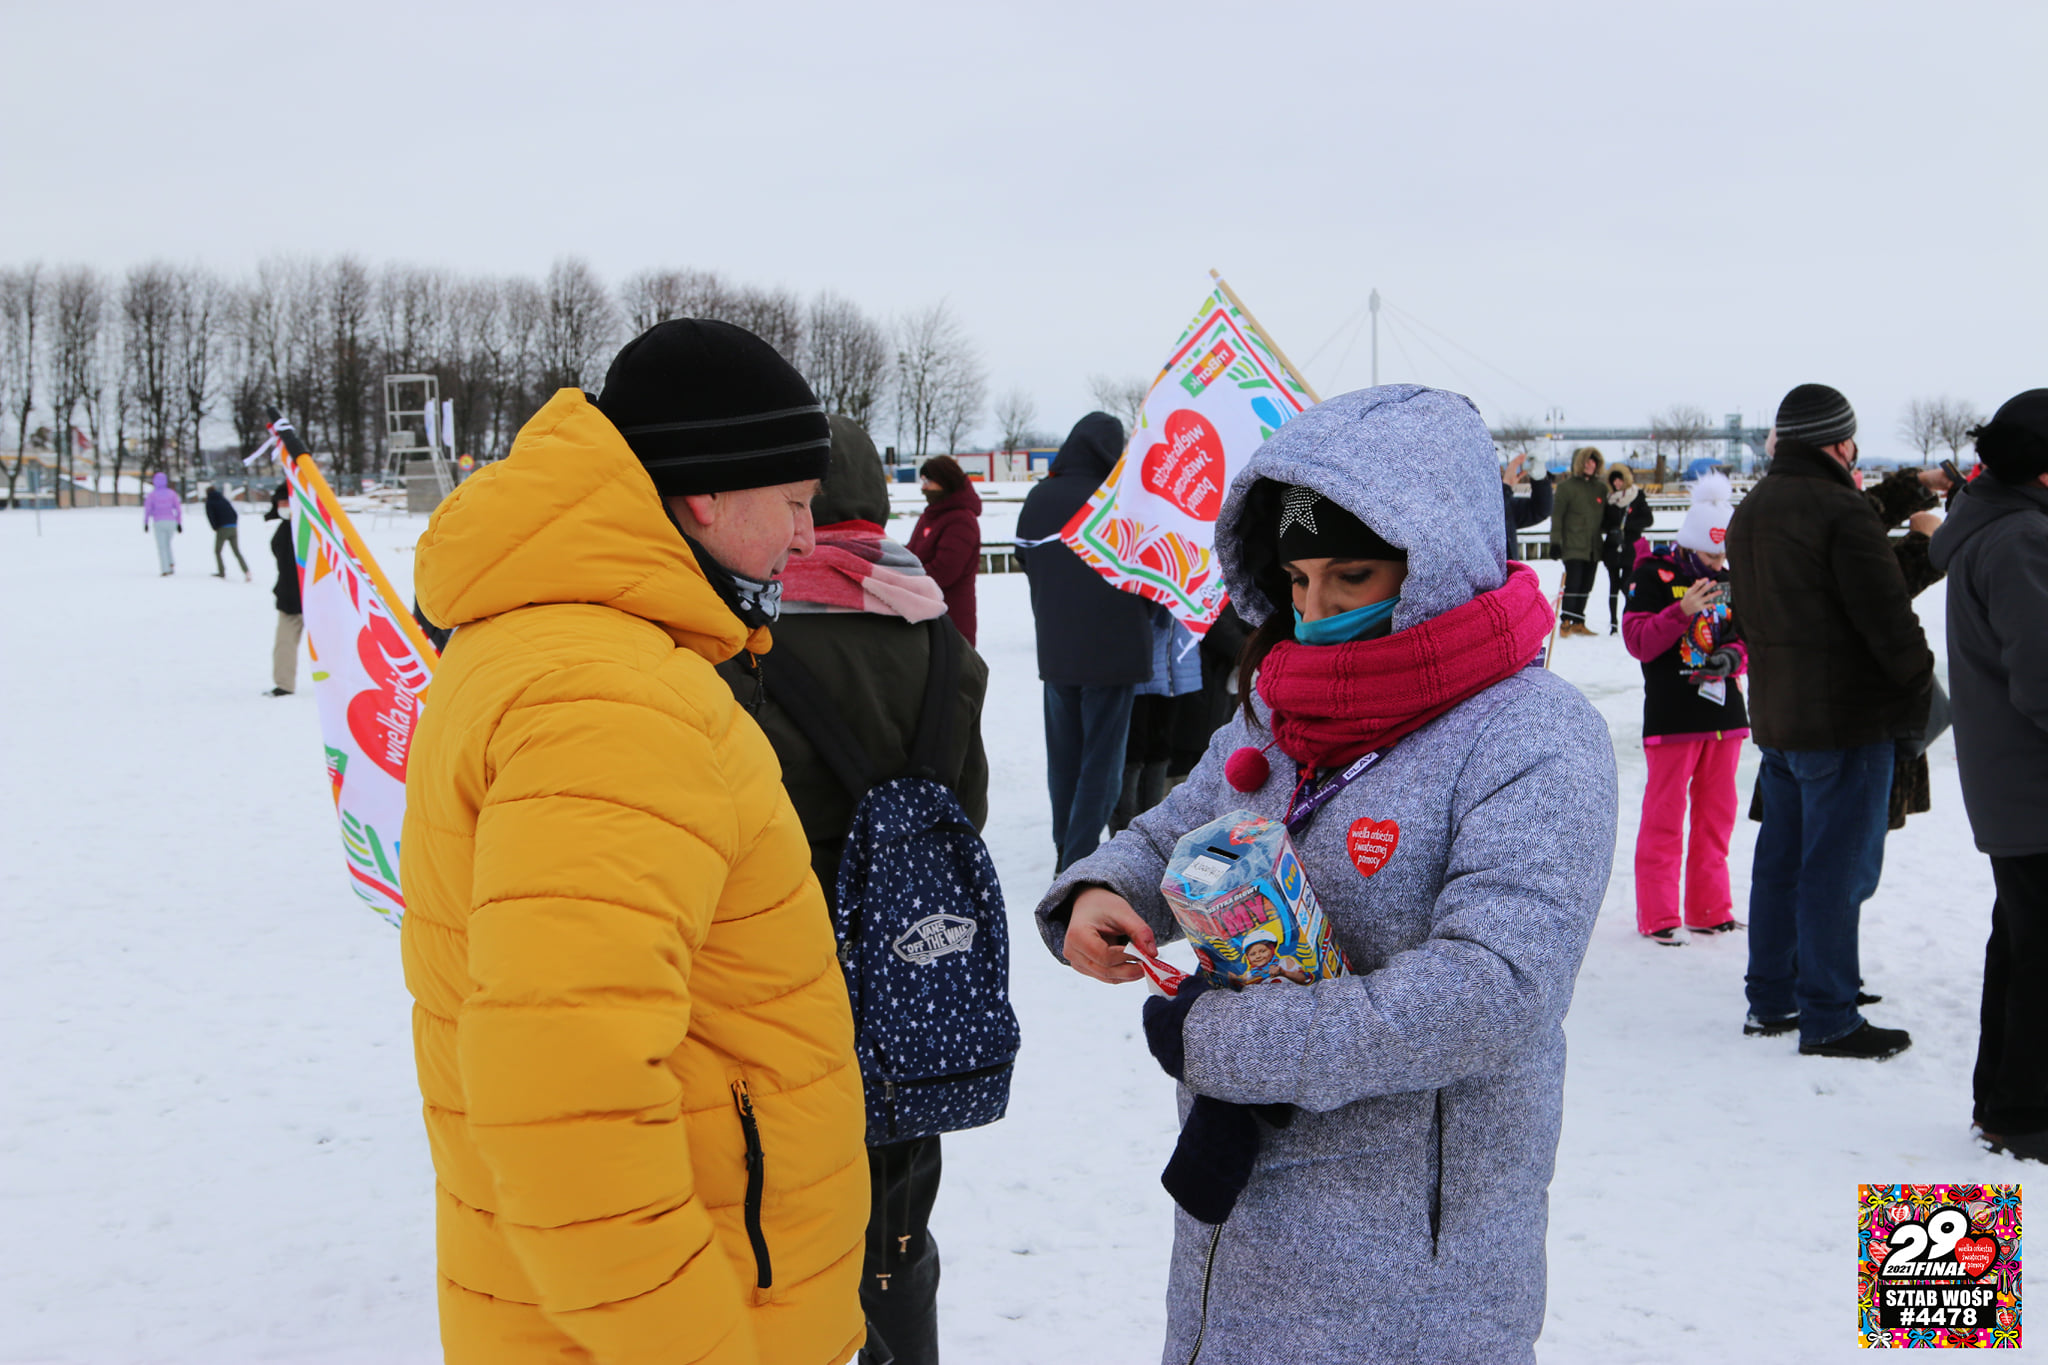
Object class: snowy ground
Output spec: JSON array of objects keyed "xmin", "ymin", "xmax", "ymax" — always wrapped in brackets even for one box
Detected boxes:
[{"xmin": 2, "ymin": 504, "xmax": 2036, "ymax": 1364}]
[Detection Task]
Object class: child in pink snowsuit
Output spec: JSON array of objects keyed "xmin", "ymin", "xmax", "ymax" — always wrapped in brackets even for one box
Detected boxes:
[{"xmin": 1623, "ymin": 473, "xmax": 1746, "ymax": 943}]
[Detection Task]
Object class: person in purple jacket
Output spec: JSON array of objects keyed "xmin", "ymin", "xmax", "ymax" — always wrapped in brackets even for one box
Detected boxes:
[
  {"xmin": 143, "ymin": 471, "xmax": 182, "ymax": 575},
  {"xmin": 1621, "ymin": 473, "xmax": 1746, "ymax": 945}
]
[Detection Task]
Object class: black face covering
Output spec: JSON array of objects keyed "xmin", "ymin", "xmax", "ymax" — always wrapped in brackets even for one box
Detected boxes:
[{"xmin": 922, "ymin": 487, "xmax": 945, "ymax": 505}]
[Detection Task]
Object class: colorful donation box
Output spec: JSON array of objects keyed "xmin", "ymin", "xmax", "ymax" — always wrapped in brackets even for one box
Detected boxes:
[{"xmin": 1161, "ymin": 811, "xmax": 1349, "ymax": 989}]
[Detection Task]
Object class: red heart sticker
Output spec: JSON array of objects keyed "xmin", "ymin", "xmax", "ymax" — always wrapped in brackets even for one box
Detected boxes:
[
  {"xmin": 346, "ymin": 613, "xmax": 421, "ymax": 782},
  {"xmin": 1709, "ymin": 525, "xmax": 1727, "ymax": 545},
  {"xmin": 1657, "ymin": 568, "xmax": 1675, "ymax": 583},
  {"xmin": 1954, "ymin": 1234, "xmax": 1997, "ymax": 1279},
  {"xmin": 1347, "ymin": 818, "xmax": 1400, "ymax": 878},
  {"xmin": 1140, "ymin": 409, "xmax": 1226, "ymax": 521}
]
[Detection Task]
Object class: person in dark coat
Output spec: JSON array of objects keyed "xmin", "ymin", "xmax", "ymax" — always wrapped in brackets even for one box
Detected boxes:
[
  {"xmin": 1725, "ymin": 384, "xmax": 1940, "ymax": 1059},
  {"xmin": 1550, "ymin": 446, "xmax": 1606, "ymax": 635},
  {"xmin": 1600, "ymin": 464, "xmax": 1654, "ymax": 632},
  {"xmin": 1928, "ymin": 390, "xmax": 2048, "ymax": 1163},
  {"xmin": 1016, "ymin": 411, "xmax": 1154, "ymax": 871},
  {"xmin": 266, "ymin": 483, "xmax": 301, "ymax": 696},
  {"xmin": 204, "ymin": 485, "xmax": 250, "ymax": 580},
  {"xmin": 718, "ymin": 415, "xmax": 989, "ymax": 1365},
  {"xmin": 1500, "ymin": 450, "xmax": 1553, "ymax": 563},
  {"xmin": 908, "ymin": 453, "xmax": 982, "ymax": 645}
]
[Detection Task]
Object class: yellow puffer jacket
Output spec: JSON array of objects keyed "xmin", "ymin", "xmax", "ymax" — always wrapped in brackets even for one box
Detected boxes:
[{"xmin": 401, "ymin": 389, "xmax": 866, "ymax": 1365}]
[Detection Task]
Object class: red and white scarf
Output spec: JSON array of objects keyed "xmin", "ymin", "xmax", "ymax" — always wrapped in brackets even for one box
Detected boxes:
[{"xmin": 778, "ymin": 521, "xmax": 948, "ymax": 622}]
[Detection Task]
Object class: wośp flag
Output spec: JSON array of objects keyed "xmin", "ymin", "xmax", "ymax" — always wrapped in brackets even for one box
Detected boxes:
[
  {"xmin": 1058, "ymin": 276, "xmax": 1316, "ymax": 633},
  {"xmin": 274, "ymin": 411, "xmax": 438, "ymax": 926}
]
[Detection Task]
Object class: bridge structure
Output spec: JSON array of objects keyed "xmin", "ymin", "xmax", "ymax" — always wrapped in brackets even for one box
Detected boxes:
[{"xmin": 1493, "ymin": 412, "xmax": 1771, "ymax": 468}]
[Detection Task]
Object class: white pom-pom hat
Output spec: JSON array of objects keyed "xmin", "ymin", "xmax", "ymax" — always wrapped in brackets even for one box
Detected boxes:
[{"xmin": 1676, "ymin": 471, "xmax": 1735, "ymax": 554}]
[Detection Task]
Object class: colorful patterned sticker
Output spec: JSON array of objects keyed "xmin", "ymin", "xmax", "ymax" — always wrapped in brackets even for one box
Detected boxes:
[{"xmin": 1859, "ymin": 1183, "xmax": 2022, "ymax": 1348}]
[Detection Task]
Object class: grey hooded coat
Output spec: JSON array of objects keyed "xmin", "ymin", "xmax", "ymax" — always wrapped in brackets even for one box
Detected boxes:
[{"xmin": 1035, "ymin": 386, "xmax": 1618, "ymax": 1364}]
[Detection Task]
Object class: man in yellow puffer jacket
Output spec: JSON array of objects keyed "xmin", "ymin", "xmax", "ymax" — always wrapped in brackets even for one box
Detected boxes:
[{"xmin": 401, "ymin": 320, "xmax": 867, "ymax": 1365}]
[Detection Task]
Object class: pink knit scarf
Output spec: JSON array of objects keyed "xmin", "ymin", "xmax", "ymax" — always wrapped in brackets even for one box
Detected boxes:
[
  {"xmin": 778, "ymin": 521, "xmax": 948, "ymax": 622},
  {"xmin": 1256, "ymin": 562, "xmax": 1556, "ymax": 768}
]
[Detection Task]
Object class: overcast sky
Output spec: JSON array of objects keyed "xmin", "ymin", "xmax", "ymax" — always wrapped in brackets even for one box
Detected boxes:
[{"xmin": 3, "ymin": 0, "xmax": 2041, "ymax": 459}]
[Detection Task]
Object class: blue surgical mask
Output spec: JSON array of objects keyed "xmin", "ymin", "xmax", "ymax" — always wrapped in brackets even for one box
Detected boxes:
[{"xmin": 1293, "ymin": 595, "xmax": 1400, "ymax": 645}]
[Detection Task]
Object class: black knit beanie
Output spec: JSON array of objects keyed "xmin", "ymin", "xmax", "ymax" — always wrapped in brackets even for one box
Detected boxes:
[
  {"xmin": 1275, "ymin": 485, "xmax": 1405, "ymax": 562},
  {"xmin": 597, "ymin": 319, "xmax": 831, "ymax": 495},
  {"xmin": 1775, "ymin": 383, "xmax": 1858, "ymax": 449},
  {"xmin": 1973, "ymin": 389, "xmax": 2048, "ymax": 486}
]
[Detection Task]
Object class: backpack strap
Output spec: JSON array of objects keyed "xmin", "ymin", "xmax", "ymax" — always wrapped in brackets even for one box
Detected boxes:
[
  {"xmin": 905, "ymin": 619, "xmax": 959, "ymax": 782},
  {"xmin": 758, "ymin": 647, "xmax": 877, "ymax": 802}
]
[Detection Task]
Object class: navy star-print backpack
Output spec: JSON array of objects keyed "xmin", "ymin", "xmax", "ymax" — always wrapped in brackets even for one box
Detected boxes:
[{"xmin": 764, "ymin": 620, "xmax": 1019, "ymax": 1145}]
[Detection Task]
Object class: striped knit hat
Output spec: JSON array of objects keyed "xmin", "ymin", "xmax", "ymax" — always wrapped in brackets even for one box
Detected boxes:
[
  {"xmin": 598, "ymin": 319, "xmax": 830, "ymax": 496},
  {"xmin": 1774, "ymin": 383, "xmax": 1857, "ymax": 449}
]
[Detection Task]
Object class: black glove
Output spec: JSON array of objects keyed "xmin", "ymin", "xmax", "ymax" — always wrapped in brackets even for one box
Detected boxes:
[
  {"xmin": 1162, "ymin": 1095, "xmax": 1261, "ymax": 1225},
  {"xmin": 1142, "ymin": 977, "xmax": 1211, "ymax": 1081},
  {"xmin": 1141, "ymin": 980, "xmax": 1292, "ymax": 1225},
  {"xmin": 175, "ymin": 523, "xmax": 183, "ymax": 533},
  {"xmin": 1695, "ymin": 646, "xmax": 1739, "ymax": 680}
]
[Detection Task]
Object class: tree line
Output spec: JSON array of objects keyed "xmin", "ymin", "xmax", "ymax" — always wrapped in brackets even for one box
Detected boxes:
[{"xmin": 0, "ymin": 257, "xmax": 1001, "ymax": 507}]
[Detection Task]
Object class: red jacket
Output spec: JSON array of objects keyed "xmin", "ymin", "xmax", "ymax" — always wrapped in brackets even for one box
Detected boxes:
[{"xmin": 908, "ymin": 484, "xmax": 981, "ymax": 645}]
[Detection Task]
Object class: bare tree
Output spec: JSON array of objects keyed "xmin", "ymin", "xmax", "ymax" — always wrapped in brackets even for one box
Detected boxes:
[
  {"xmin": 617, "ymin": 267, "xmax": 729, "ymax": 334},
  {"xmin": 539, "ymin": 257, "xmax": 616, "ymax": 394},
  {"xmin": 1493, "ymin": 415, "xmax": 1540, "ymax": 456},
  {"xmin": 1088, "ymin": 373, "xmax": 1150, "ymax": 432},
  {"xmin": 938, "ymin": 358, "xmax": 986, "ymax": 456},
  {"xmin": 2, "ymin": 263, "xmax": 43, "ymax": 507},
  {"xmin": 122, "ymin": 263, "xmax": 180, "ymax": 488},
  {"xmin": 1897, "ymin": 398, "xmax": 1943, "ymax": 461},
  {"xmin": 720, "ymin": 286, "xmax": 805, "ymax": 364},
  {"xmin": 1649, "ymin": 403, "xmax": 1712, "ymax": 485},
  {"xmin": 994, "ymin": 388, "xmax": 1038, "ymax": 453},
  {"xmin": 893, "ymin": 301, "xmax": 983, "ymax": 460},
  {"xmin": 46, "ymin": 267, "xmax": 105, "ymax": 507},
  {"xmin": 1933, "ymin": 398, "xmax": 1985, "ymax": 460},
  {"xmin": 174, "ymin": 267, "xmax": 224, "ymax": 495},
  {"xmin": 803, "ymin": 292, "xmax": 890, "ymax": 430},
  {"xmin": 326, "ymin": 256, "xmax": 376, "ymax": 481}
]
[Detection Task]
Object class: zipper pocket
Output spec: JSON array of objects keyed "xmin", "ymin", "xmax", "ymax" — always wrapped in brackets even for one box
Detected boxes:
[
  {"xmin": 1184, "ymin": 1222, "xmax": 1223, "ymax": 1365},
  {"xmin": 879, "ymin": 1059, "xmax": 1014, "ymax": 1090},
  {"xmin": 1429, "ymin": 1089, "xmax": 1444, "ymax": 1257},
  {"xmin": 731, "ymin": 1080, "xmax": 773, "ymax": 1290}
]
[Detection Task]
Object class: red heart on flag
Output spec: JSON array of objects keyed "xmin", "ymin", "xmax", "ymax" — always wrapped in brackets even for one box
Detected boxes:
[
  {"xmin": 1954, "ymin": 1234, "xmax": 1998, "ymax": 1278},
  {"xmin": 346, "ymin": 614, "xmax": 421, "ymax": 782},
  {"xmin": 1141, "ymin": 409, "xmax": 1226, "ymax": 522},
  {"xmin": 1347, "ymin": 818, "xmax": 1400, "ymax": 878}
]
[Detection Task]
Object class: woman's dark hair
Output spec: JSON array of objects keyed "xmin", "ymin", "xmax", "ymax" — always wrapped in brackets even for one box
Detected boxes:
[
  {"xmin": 1232, "ymin": 479, "xmax": 1298, "ymax": 729},
  {"xmin": 919, "ymin": 454, "xmax": 969, "ymax": 496},
  {"xmin": 1236, "ymin": 609, "xmax": 1293, "ymax": 729}
]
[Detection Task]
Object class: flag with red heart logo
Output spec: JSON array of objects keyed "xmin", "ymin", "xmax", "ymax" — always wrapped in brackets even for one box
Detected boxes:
[
  {"xmin": 1059, "ymin": 277, "xmax": 1315, "ymax": 633},
  {"xmin": 282, "ymin": 432, "xmax": 438, "ymax": 927}
]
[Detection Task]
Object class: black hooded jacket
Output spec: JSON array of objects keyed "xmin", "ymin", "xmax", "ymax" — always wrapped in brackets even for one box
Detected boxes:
[
  {"xmin": 1929, "ymin": 473, "xmax": 2048, "ymax": 855},
  {"xmin": 204, "ymin": 487, "xmax": 237, "ymax": 530},
  {"xmin": 1015, "ymin": 412, "xmax": 1154, "ymax": 687}
]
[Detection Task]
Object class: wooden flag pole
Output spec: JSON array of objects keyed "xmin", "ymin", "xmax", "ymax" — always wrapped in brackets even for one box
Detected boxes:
[{"xmin": 1210, "ymin": 268, "xmax": 1322, "ymax": 405}]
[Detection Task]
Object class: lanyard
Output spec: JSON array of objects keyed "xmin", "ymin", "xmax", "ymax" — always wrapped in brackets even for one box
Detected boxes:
[{"xmin": 1284, "ymin": 747, "xmax": 1389, "ymax": 834}]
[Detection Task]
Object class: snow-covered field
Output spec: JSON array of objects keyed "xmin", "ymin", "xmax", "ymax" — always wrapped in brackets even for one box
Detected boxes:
[{"xmin": 2, "ymin": 503, "xmax": 2034, "ymax": 1364}]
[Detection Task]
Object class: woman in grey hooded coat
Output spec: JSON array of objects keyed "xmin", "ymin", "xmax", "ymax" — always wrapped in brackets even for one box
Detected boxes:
[{"xmin": 1036, "ymin": 385, "xmax": 1617, "ymax": 1364}]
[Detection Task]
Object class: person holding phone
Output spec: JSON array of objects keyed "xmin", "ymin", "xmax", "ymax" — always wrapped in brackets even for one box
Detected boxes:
[{"xmin": 1623, "ymin": 472, "xmax": 1747, "ymax": 944}]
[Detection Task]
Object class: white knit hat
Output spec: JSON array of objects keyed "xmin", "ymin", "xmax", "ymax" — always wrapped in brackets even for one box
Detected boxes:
[{"xmin": 1676, "ymin": 471, "xmax": 1735, "ymax": 553}]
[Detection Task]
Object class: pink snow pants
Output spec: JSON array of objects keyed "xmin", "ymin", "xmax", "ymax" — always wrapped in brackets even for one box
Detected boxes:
[{"xmin": 1634, "ymin": 735, "xmax": 1743, "ymax": 934}]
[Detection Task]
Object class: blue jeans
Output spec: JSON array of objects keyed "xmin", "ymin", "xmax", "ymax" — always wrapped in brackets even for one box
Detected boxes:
[
  {"xmin": 1044, "ymin": 683, "xmax": 1135, "ymax": 873},
  {"xmin": 1745, "ymin": 742, "xmax": 1894, "ymax": 1044}
]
